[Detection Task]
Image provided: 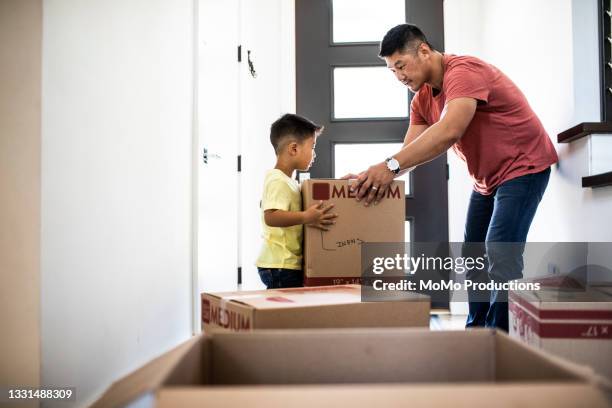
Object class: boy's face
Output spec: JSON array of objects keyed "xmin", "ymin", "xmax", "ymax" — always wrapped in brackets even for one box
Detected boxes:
[{"xmin": 296, "ymin": 135, "xmax": 317, "ymax": 171}]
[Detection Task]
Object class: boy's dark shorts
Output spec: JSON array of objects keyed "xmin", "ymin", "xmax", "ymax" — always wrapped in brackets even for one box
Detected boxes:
[{"xmin": 257, "ymin": 267, "xmax": 303, "ymax": 289}]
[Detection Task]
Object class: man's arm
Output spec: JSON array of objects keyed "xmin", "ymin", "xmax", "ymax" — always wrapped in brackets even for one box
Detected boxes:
[
  {"xmin": 353, "ymin": 97, "xmax": 477, "ymax": 204},
  {"xmin": 403, "ymin": 123, "xmax": 429, "ymax": 148},
  {"xmin": 395, "ymin": 123, "xmax": 429, "ymax": 176},
  {"xmin": 393, "ymin": 98, "xmax": 476, "ymax": 170}
]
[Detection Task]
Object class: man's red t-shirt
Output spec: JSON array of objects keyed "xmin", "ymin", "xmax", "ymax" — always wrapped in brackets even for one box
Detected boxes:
[{"xmin": 410, "ymin": 54, "xmax": 558, "ymax": 195}]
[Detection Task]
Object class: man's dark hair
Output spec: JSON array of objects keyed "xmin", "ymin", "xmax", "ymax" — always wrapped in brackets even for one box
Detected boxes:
[
  {"xmin": 379, "ymin": 24, "xmax": 435, "ymax": 58},
  {"xmin": 270, "ymin": 113, "xmax": 323, "ymax": 154}
]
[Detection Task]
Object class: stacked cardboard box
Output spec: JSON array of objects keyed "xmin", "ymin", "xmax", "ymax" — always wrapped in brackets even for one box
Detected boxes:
[
  {"xmin": 510, "ymin": 284, "xmax": 612, "ymax": 379},
  {"xmin": 201, "ymin": 284, "xmax": 429, "ymax": 332},
  {"xmin": 301, "ymin": 179, "xmax": 405, "ymax": 286},
  {"xmin": 92, "ymin": 329, "xmax": 612, "ymax": 408}
]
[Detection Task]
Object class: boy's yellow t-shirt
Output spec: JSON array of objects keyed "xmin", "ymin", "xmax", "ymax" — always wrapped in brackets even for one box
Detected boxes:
[{"xmin": 256, "ymin": 169, "xmax": 303, "ymax": 270}]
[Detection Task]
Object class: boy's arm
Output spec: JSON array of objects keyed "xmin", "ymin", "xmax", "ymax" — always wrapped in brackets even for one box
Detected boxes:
[
  {"xmin": 264, "ymin": 201, "xmax": 337, "ymax": 231},
  {"xmin": 264, "ymin": 209, "xmax": 306, "ymax": 228}
]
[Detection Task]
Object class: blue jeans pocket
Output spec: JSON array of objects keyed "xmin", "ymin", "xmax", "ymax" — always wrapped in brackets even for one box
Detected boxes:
[
  {"xmin": 258, "ymin": 268, "xmax": 303, "ymax": 289},
  {"xmin": 258, "ymin": 268, "xmax": 274, "ymax": 288}
]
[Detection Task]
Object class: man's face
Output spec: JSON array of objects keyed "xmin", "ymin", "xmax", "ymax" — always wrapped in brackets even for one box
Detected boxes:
[{"xmin": 384, "ymin": 45, "xmax": 430, "ymax": 93}]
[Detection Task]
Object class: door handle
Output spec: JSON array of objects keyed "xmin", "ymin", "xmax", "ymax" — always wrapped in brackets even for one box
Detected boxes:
[{"xmin": 203, "ymin": 147, "xmax": 221, "ymax": 164}]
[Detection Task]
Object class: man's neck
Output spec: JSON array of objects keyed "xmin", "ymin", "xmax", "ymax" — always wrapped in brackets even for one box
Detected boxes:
[{"xmin": 428, "ymin": 51, "xmax": 445, "ymax": 91}]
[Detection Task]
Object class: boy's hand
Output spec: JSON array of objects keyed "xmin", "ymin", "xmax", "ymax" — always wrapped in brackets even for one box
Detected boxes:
[{"xmin": 303, "ymin": 201, "xmax": 338, "ymax": 231}]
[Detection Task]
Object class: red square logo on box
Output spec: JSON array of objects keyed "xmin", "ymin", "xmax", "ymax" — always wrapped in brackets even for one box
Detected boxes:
[
  {"xmin": 202, "ymin": 298, "xmax": 211, "ymax": 324},
  {"xmin": 312, "ymin": 182, "xmax": 330, "ymax": 200}
]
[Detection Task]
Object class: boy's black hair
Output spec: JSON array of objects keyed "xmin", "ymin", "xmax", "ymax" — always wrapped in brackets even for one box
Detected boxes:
[
  {"xmin": 270, "ymin": 113, "xmax": 323, "ymax": 154},
  {"xmin": 379, "ymin": 24, "xmax": 435, "ymax": 58}
]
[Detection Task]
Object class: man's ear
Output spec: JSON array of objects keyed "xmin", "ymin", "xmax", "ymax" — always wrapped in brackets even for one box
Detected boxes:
[
  {"xmin": 288, "ymin": 141, "xmax": 299, "ymax": 156},
  {"xmin": 418, "ymin": 43, "xmax": 431, "ymax": 59}
]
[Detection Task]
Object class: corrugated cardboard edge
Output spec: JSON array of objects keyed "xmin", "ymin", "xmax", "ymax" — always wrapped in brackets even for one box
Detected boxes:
[
  {"xmin": 90, "ymin": 335, "xmax": 204, "ymax": 408},
  {"xmin": 494, "ymin": 329, "xmax": 612, "ymax": 393},
  {"xmin": 252, "ymin": 300, "xmax": 430, "ymax": 330},
  {"xmin": 155, "ymin": 383, "xmax": 612, "ymax": 408}
]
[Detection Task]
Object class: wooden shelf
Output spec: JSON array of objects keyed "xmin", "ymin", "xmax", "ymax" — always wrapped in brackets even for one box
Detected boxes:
[
  {"xmin": 582, "ymin": 171, "xmax": 612, "ymax": 188},
  {"xmin": 557, "ymin": 122, "xmax": 612, "ymax": 143}
]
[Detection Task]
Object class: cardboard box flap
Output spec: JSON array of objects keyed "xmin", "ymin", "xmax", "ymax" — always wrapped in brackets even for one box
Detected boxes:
[
  {"xmin": 91, "ymin": 335, "xmax": 205, "ymax": 408},
  {"xmin": 512, "ymin": 288, "xmax": 612, "ymax": 303},
  {"xmin": 495, "ymin": 330, "xmax": 593, "ymax": 382},
  {"xmin": 207, "ymin": 328, "xmax": 603, "ymax": 386},
  {"xmin": 252, "ymin": 300, "xmax": 430, "ymax": 330},
  {"xmin": 156, "ymin": 384, "xmax": 612, "ymax": 408},
  {"xmin": 498, "ymin": 332, "xmax": 612, "ymax": 396},
  {"xmin": 92, "ymin": 328, "xmax": 612, "ymax": 408},
  {"xmin": 212, "ymin": 285, "xmax": 375, "ymax": 310},
  {"xmin": 204, "ymin": 289, "xmax": 269, "ymax": 301},
  {"xmin": 511, "ymin": 287, "xmax": 612, "ymax": 312},
  {"xmin": 209, "ymin": 329, "xmax": 497, "ymax": 384},
  {"xmin": 591, "ymin": 283, "xmax": 612, "ymax": 292}
]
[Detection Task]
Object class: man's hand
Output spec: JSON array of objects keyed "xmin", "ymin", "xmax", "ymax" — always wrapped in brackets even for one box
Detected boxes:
[
  {"xmin": 303, "ymin": 201, "xmax": 338, "ymax": 231},
  {"xmin": 340, "ymin": 172, "xmax": 363, "ymax": 180},
  {"xmin": 350, "ymin": 162, "xmax": 395, "ymax": 206}
]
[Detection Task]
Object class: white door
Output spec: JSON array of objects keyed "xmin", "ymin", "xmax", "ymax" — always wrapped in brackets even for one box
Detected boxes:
[
  {"xmin": 197, "ymin": 0, "xmax": 240, "ymax": 294},
  {"xmin": 197, "ymin": 0, "xmax": 296, "ymax": 302},
  {"xmin": 239, "ymin": 0, "xmax": 296, "ymax": 290}
]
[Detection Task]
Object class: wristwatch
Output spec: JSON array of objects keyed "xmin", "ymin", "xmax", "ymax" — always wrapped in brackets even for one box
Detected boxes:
[{"xmin": 385, "ymin": 157, "xmax": 400, "ymax": 174}]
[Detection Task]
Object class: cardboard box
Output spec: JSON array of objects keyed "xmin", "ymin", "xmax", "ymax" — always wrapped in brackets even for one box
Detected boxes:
[
  {"xmin": 201, "ymin": 284, "xmax": 429, "ymax": 332},
  {"xmin": 92, "ymin": 328, "xmax": 612, "ymax": 408},
  {"xmin": 301, "ymin": 179, "xmax": 405, "ymax": 286},
  {"xmin": 510, "ymin": 285, "xmax": 612, "ymax": 379}
]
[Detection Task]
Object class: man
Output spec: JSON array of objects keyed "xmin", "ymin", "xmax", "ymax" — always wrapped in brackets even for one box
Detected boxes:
[{"xmin": 349, "ymin": 24, "xmax": 557, "ymax": 331}]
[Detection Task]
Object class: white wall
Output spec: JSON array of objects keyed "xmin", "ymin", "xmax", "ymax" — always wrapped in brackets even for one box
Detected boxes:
[
  {"xmin": 443, "ymin": 0, "xmax": 482, "ymax": 245},
  {"xmin": 41, "ymin": 1, "xmax": 194, "ymax": 406},
  {"xmin": 444, "ymin": 0, "xmax": 612, "ymax": 244}
]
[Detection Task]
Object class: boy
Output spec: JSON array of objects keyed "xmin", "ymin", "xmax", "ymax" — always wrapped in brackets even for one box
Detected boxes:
[{"xmin": 256, "ymin": 113, "xmax": 338, "ymax": 289}]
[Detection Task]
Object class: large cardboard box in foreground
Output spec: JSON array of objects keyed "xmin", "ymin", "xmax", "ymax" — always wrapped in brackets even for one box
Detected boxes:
[
  {"xmin": 201, "ymin": 284, "xmax": 429, "ymax": 332},
  {"xmin": 510, "ymin": 285, "xmax": 612, "ymax": 379},
  {"xmin": 302, "ymin": 179, "xmax": 404, "ymax": 286},
  {"xmin": 92, "ymin": 329, "xmax": 612, "ymax": 408}
]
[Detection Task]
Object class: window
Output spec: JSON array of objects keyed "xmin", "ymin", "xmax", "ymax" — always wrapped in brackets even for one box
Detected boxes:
[
  {"xmin": 333, "ymin": 142, "xmax": 411, "ymax": 194},
  {"xmin": 333, "ymin": 67, "xmax": 408, "ymax": 119},
  {"xmin": 405, "ymin": 219, "xmax": 412, "ymax": 243},
  {"xmin": 332, "ymin": 0, "xmax": 405, "ymax": 44}
]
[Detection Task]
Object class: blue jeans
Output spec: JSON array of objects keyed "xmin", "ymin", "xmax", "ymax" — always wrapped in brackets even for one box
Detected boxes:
[
  {"xmin": 463, "ymin": 167, "xmax": 551, "ymax": 331},
  {"xmin": 257, "ymin": 268, "xmax": 303, "ymax": 289}
]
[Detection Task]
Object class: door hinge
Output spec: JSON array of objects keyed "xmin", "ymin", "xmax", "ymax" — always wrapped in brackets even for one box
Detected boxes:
[
  {"xmin": 446, "ymin": 163, "xmax": 450, "ymax": 180},
  {"xmin": 237, "ymin": 155, "xmax": 242, "ymax": 172},
  {"xmin": 237, "ymin": 266, "xmax": 242, "ymax": 285},
  {"xmin": 237, "ymin": 45, "xmax": 242, "ymax": 62}
]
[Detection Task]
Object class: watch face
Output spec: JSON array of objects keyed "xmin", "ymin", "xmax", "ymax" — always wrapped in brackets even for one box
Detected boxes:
[{"xmin": 387, "ymin": 158, "xmax": 400, "ymax": 171}]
